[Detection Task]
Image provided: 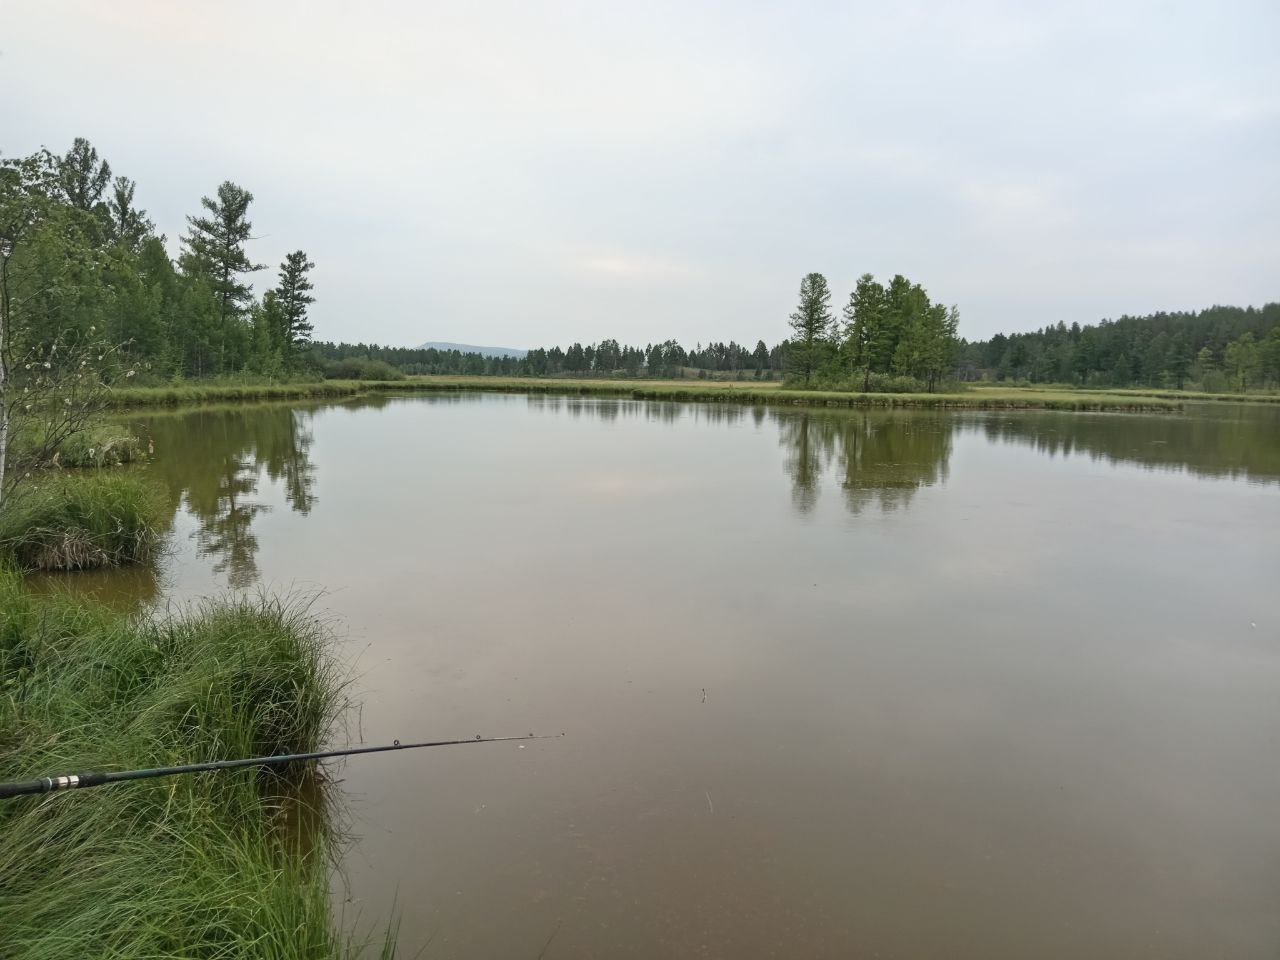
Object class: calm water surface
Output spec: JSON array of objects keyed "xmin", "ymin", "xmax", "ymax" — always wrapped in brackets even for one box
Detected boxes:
[{"xmin": 74, "ymin": 395, "xmax": 1280, "ymax": 957}]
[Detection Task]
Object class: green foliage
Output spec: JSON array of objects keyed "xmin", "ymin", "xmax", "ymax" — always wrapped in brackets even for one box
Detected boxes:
[
  {"xmin": 276, "ymin": 251, "xmax": 316, "ymax": 363},
  {"xmin": 787, "ymin": 272, "xmax": 835, "ymax": 384},
  {"xmin": 55, "ymin": 137, "xmax": 112, "ymax": 214},
  {"xmin": 1, "ymin": 139, "xmax": 319, "ymax": 386},
  {"xmin": 106, "ymin": 176, "xmax": 154, "ymax": 252},
  {"xmin": 963, "ymin": 304, "xmax": 1280, "ymax": 391},
  {"xmin": 320, "ymin": 357, "xmax": 405, "ymax": 381},
  {"xmin": 842, "ymin": 274, "xmax": 884, "ymax": 388},
  {"xmin": 0, "ymin": 578, "xmax": 391, "ymax": 958},
  {"xmin": 0, "ymin": 474, "xmax": 166, "ymax": 571},
  {"xmin": 301, "ymin": 338, "xmax": 787, "ymax": 380},
  {"xmin": 803, "ymin": 371, "xmax": 939, "ymax": 394},
  {"xmin": 180, "ymin": 181, "xmax": 264, "ymax": 325},
  {"xmin": 784, "ymin": 272, "xmax": 960, "ymax": 393}
]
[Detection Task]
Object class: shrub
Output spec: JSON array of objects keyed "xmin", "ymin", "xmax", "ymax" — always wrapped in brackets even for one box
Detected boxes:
[
  {"xmin": 320, "ymin": 358, "xmax": 405, "ymax": 381},
  {"xmin": 789, "ymin": 371, "xmax": 934, "ymax": 393}
]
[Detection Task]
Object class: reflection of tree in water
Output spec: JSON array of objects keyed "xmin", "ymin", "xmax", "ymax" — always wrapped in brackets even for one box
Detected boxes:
[
  {"xmin": 777, "ymin": 410, "xmax": 951, "ymax": 515},
  {"xmin": 194, "ymin": 456, "xmax": 267, "ymax": 589},
  {"xmin": 966, "ymin": 407, "xmax": 1280, "ymax": 484},
  {"xmin": 525, "ymin": 395, "xmax": 757, "ymax": 429},
  {"xmin": 837, "ymin": 414, "xmax": 951, "ymax": 514},
  {"xmin": 136, "ymin": 405, "xmax": 319, "ymax": 588},
  {"xmin": 777, "ymin": 413, "xmax": 831, "ymax": 513},
  {"xmin": 26, "ymin": 563, "xmax": 162, "ymax": 616}
]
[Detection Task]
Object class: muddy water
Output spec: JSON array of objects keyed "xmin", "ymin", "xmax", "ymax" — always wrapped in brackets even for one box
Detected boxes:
[{"xmin": 82, "ymin": 395, "xmax": 1280, "ymax": 957}]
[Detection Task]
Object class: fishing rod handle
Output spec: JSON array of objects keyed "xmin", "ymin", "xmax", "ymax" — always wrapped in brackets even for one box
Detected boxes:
[{"xmin": 0, "ymin": 772, "xmax": 106, "ymax": 798}]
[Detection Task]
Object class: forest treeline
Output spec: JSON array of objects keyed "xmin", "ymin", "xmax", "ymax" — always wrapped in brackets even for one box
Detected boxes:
[
  {"xmin": 957, "ymin": 303, "xmax": 1280, "ymax": 391},
  {"xmin": 309, "ymin": 338, "xmax": 789, "ymax": 379},
  {"xmin": 316, "ymin": 296, "xmax": 1280, "ymax": 393},
  {"xmin": 1, "ymin": 138, "xmax": 316, "ymax": 379},
  {"xmin": 5, "ymin": 137, "xmax": 1277, "ymax": 393}
]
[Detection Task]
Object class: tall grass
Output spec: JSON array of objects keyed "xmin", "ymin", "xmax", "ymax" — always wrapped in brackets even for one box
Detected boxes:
[
  {"xmin": 0, "ymin": 577, "xmax": 391, "ymax": 958},
  {"xmin": 111, "ymin": 380, "xmax": 367, "ymax": 408},
  {"xmin": 0, "ymin": 475, "xmax": 167, "ymax": 571}
]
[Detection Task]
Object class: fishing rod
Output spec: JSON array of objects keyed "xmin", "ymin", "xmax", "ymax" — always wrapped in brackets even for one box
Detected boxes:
[{"xmin": 0, "ymin": 733, "xmax": 559, "ymax": 800}]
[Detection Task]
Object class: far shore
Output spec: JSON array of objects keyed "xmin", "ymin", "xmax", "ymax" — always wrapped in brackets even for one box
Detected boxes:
[{"xmin": 106, "ymin": 375, "xmax": 1280, "ymax": 414}]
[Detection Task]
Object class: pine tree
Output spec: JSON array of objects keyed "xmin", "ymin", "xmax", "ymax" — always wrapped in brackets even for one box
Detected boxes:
[
  {"xmin": 274, "ymin": 250, "xmax": 315, "ymax": 362},
  {"xmin": 752, "ymin": 339, "xmax": 770, "ymax": 374},
  {"xmin": 106, "ymin": 177, "xmax": 154, "ymax": 251},
  {"xmin": 1166, "ymin": 333, "xmax": 1190, "ymax": 389},
  {"xmin": 180, "ymin": 182, "xmax": 264, "ymax": 371},
  {"xmin": 56, "ymin": 137, "xmax": 112, "ymax": 212},
  {"xmin": 788, "ymin": 272, "xmax": 834, "ymax": 384},
  {"xmin": 1224, "ymin": 332, "xmax": 1260, "ymax": 391},
  {"xmin": 874, "ymin": 275, "xmax": 914, "ymax": 374},
  {"xmin": 843, "ymin": 273, "xmax": 886, "ymax": 389},
  {"xmin": 891, "ymin": 285, "xmax": 932, "ymax": 380}
]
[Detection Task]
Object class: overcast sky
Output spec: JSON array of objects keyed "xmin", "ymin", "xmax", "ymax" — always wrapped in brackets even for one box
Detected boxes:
[{"xmin": 4, "ymin": 1, "xmax": 1277, "ymax": 347}]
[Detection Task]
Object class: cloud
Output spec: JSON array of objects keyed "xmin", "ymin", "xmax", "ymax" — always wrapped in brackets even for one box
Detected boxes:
[
  {"xmin": 3, "ymin": 0, "xmax": 1276, "ymax": 344},
  {"xmin": 576, "ymin": 254, "xmax": 703, "ymax": 281}
]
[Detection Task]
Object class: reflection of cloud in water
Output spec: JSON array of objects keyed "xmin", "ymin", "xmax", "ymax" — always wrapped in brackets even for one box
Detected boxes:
[{"xmin": 572, "ymin": 471, "xmax": 701, "ymax": 501}]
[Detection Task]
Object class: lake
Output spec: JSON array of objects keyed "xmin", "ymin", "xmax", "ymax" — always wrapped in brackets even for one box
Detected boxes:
[{"xmin": 64, "ymin": 394, "xmax": 1280, "ymax": 958}]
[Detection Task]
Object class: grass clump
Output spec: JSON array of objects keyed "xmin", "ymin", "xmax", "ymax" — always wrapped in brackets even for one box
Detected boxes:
[
  {"xmin": 8, "ymin": 420, "xmax": 149, "ymax": 469},
  {"xmin": 111, "ymin": 380, "xmax": 364, "ymax": 408},
  {"xmin": 0, "ymin": 474, "xmax": 167, "ymax": 572},
  {"xmin": 49, "ymin": 422, "xmax": 149, "ymax": 467},
  {"xmin": 0, "ymin": 576, "xmax": 387, "ymax": 958}
]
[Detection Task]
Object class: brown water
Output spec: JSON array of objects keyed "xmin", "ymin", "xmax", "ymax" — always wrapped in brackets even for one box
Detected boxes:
[{"xmin": 75, "ymin": 395, "xmax": 1280, "ymax": 957}]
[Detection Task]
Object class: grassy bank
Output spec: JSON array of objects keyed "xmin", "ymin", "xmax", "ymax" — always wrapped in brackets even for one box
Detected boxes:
[
  {"xmin": 1104, "ymin": 386, "xmax": 1280, "ymax": 404},
  {"xmin": 438, "ymin": 378, "xmax": 1183, "ymax": 410},
  {"xmin": 110, "ymin": 376, "xmax": 1189, "ymax": 412},
  {"xmin": 0, "ymin": 577, "xmax": 388, "ymax": 958},
  {"xmin": 110, "ymin": 379, "xmax": 370, "ymax": 408},
  {"xmin": 0, "ymin": 475, "xmax": 167, "ymax": 572}
]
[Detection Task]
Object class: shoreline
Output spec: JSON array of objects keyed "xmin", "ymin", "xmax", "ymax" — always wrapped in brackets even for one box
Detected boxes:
[{"xmin": 107, "ymin": 376, "xmax": 1214, "ymax": 413}]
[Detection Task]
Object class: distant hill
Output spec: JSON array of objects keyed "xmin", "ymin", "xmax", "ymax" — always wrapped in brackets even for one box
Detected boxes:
[{"xmin": 417, "ymin": 341, "xmax": 527, "ymax": 358}]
